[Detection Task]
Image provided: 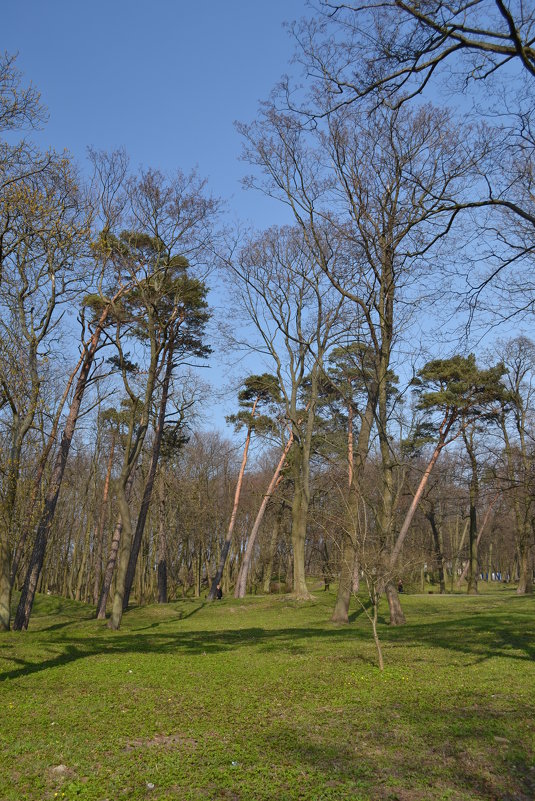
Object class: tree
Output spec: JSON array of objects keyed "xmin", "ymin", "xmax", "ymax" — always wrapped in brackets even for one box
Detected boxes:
[
  {"xmin": 105, "ymin": 167, "xmax": 216, "ymax": 630},
  {"xmin": 0, "ymin": 50, "xmax": 48, "ymax": 207},
  {"xmin": 302, "ymin": 2, "xmax": 535, "ymax": 110},
  {"xmin": 227, "ymin": 225, "xmax": 351, "ymax": 598},
  {"xmin": 292, "ymin": 2, "xmax": 535, "ymax": 324},
  {"xmin": 0, "ymin": 153, "xmax": 91, "ymax": 630},
  {"xmin": 496, "ymin": 336, "xmax": 535, "ymax": 593},
  {"xmin": 208, "ymin": 373, "xmax": 281, "ymax": 600},
  {"xmin": 388, "ymin": 354, "xmax": 508, "ymax": 603},
  {"xmin": 11, "ymin": 150, "xmax": 131, "ymax": 631}
]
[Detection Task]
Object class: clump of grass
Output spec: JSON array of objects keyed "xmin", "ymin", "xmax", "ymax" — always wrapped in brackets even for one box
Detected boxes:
[{"xmin": 1, "ymin": 589, "xmax": 534, "ymax": 800}]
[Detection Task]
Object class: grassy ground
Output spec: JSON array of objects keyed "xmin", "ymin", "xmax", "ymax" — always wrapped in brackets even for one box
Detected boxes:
[{"xmin": 0, "ymin": 585, "xmax": 534, "ymax": 801}]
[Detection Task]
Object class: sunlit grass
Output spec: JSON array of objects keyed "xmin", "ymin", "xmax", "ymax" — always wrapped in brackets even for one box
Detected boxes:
[{"xmin": 1, "ymin": 587, "xmax": 534, "ymax": 800}]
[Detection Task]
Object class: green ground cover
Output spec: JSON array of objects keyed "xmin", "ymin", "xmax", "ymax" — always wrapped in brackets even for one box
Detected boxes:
[{"xmin": 0, "ymin": 587, "xmax": 534, "ymax": 801}]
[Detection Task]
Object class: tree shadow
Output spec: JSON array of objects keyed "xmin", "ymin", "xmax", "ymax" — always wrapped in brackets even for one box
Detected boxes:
[
  {"xmin": 2, "ymin": 597, "xmax": 533, "ymax": 682},
  {"xmin": 257, "ymin": 718, "xmax": 535, "ymax": 801}
]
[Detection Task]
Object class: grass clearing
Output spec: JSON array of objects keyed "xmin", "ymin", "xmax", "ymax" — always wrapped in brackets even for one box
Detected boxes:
[{"xmin": 1, "ymin": 587, "xmax": 534, "ymax": 800}]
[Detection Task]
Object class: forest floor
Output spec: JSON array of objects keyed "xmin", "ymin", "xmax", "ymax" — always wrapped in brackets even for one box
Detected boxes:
[{"xmin": 0, "ymin": 585, "xmax": 534, "ymax": 801}]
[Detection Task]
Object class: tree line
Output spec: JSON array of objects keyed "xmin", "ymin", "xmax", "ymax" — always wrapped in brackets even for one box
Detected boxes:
[{"xmin": 1, "ymin": 1, "xmax": 534, "ymax": 632}]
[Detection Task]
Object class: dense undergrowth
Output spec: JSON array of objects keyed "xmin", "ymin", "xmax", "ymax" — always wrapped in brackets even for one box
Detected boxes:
[{"xmin": 1, "ymin": 586, "xmax": 534, "ymax": 800}]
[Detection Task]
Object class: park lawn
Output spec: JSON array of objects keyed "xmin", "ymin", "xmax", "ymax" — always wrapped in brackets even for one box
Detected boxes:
[{"xmin": 0, "ymin": 587, "xmax": 534, "ymax": 801}]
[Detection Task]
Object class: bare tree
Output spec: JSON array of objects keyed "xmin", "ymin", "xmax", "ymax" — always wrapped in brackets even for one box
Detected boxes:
[
  {"xmin": 226, "ymin": 225, "xmax": 351, "ymax": 598},
  {"xmin": 239, "ymin": 94, "xmax": 480, "ymax": 622}
]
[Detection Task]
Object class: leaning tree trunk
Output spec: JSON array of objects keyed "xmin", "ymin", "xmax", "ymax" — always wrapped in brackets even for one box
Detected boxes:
[
  {"xmin": 13, "ymin": 307, "xmax": 112, "ymax": 631},
  {"xmin": 235, "ymin": 434, "xmax": 293, "ymax": 598},
  {"xmin": 208, "ymin": 401, "xmax": 258, "ymax": 601}
]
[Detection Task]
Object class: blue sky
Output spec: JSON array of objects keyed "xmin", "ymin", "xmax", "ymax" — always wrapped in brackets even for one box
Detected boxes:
[
  {"xmin": 4, "ymin": 1, "xmax": 309, "ymax": 225},
  {"xmin": 4, "ymin": 1, "xmax": 313, "ymax": 433}
]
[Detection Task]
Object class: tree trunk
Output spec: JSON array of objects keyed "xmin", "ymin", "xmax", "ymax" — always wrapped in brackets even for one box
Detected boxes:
[
  {"xmin": 108, "ymin": 481, "xmax": 135, "ymax": 628},
  {"xmin": 13, "ymin": 307, "xmax": 112, "ymax": 631},
  {"xmin": 96, "ymin": 469, "xmax": 136, "ymax": 619},
  {"xmin": 123, "ymin": 343, "xmax": 173, "ymax": 610},
  {"xmin": 466, "ymin": 498, "xmax": 479, "ymax": 595},
  {"xmin": 427, "ymin": 506, "xmax": 446, "ymax": 594},
  {"xmin": 262, "ymin": 509, "xmax": 282, "ymax": 593},
  {"xmin": 385, "ymin": 580, "xmax": 406, "ymax": 626},
  {"xmin": 516, "ymin": 543, "xmax": 533, "ymax": 594},
  {"xmin": 457, "ymin": 494, "xmax": 497, "ymax": 587},
  {"xmin": 235, "ymin": 434, "xmax": 292, "ymax": 598},
  {"xmin": 331, "ymin": 533, "xmax": 356, "ymax": 622},
  {"xmin": 157, "ymin": 484, "xmax": 168, "ymax": 604},
  {"xmin": 332, "ymin": 393, "xmax": 375, "ymax": 623},
  {"xmin": 290, "ymin": 444, "xmax": 312, "ymax": 599},
  {"xmin": 208, "ymin": 403, "xmax": 258, "ymax": 600},
  {"xmin": 93, "ymin": 435, "xmax": 115, "ymax": 605},
  {"xmin": 74, "ymin": 520, "xmax": 92, "ymax": 601}
]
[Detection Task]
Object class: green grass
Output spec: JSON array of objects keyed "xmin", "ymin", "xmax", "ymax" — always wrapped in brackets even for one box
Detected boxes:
[{"xmin": 1, "ymin": 586, "xmax": 534, "ymax": 801}]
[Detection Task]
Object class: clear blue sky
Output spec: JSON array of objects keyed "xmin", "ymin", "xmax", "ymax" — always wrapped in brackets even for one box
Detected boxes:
[
  {"xmin": 4, "ymin": 1, "xmax": 313, "ymax": 433},
  {"xmin": 4, "ymin": 0, "xmax": 310, "ymax": 226}
]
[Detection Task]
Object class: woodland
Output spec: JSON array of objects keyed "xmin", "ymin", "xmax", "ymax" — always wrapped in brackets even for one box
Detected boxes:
[{"xmin": 1, "ymin": 0, "xmax": 535, "ymax": 643}]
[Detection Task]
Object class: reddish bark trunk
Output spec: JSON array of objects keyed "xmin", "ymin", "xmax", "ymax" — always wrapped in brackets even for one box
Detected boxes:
[{"xmin": 234, "ymin": 434, "xmax": 293, "ymax": 598}]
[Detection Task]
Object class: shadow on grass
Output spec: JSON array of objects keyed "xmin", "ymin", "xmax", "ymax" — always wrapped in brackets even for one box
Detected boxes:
[
  {"xmin": 2, "ymin": 600, "xmax": 534, "ymax": 683},
  {"xmin": 389, "ymin": 610, "xmax": 535, "ymax": 664},
  {"xmin": 0, "ymin": 624, "xmax": 352, "ymax": 681},
  {"xmin": 258, "ymin": 718, "xmax": 535, "ymax": 801}
]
